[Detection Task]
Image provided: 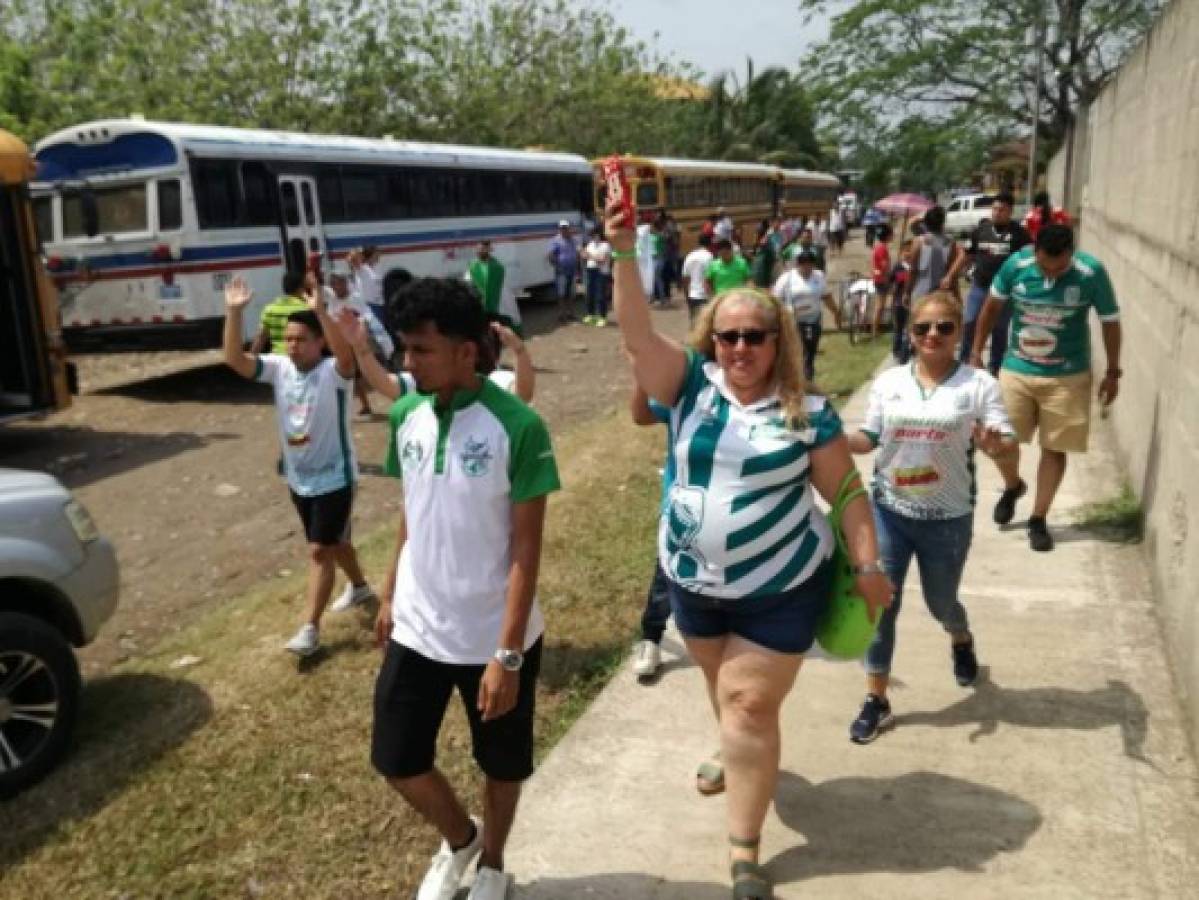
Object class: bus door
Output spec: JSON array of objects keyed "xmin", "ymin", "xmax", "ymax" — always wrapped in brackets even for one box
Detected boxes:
[{"xmin": 278, "ymin": 175, "xmax": 325, "ymax": 273}]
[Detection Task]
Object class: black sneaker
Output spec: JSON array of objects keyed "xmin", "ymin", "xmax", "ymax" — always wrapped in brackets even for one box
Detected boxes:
[
  {"xmin": 849, "ymin": 694, "xmax": 893, "ymax": 744},
  {"xmin": 1028, "ymin": 516, "xmax": 1055, "ymax": 552},
  {"xmin": 993, "ymin": 479, "xmax": 1027, "ymax": 525},
  {"xmin": 952, "ymin": 637, "xmax": 979, "ymax": 687}
]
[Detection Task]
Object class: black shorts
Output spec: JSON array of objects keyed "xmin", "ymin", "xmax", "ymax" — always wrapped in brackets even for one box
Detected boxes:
[
  {"xmin": 371, "ymin": 638, "xmax": 543, "ymax": 782},
  {"xmin": 289, "ymin": 485, "xmax": 353, "ymax": 546}
]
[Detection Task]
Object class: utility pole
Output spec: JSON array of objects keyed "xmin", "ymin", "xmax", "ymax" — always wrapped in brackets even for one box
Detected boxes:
[{"xmin": 1027, "ymin": 11, "xmax": 1046, "ymax": 204}]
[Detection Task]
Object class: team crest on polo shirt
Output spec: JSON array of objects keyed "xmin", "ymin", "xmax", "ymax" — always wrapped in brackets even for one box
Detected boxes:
[
  {"xmin": 1064, "ymin": 285, "xmax": 1082, "ymax": 306},
  {"xmin": 401, "ymin": 439, "xmax": 424, "ymax": 471},
  {"xmin": 460, "ymin": 437, "xmax": 493, "ymax": 477}
]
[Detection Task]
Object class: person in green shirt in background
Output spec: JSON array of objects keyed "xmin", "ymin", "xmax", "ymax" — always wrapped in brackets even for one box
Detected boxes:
[
  {"xmin": 781, "ymin": 225, "xmax": 826, "ymax": 273},
  {"xmin": 704, "ymin": 239, "xmax": 752, "ymax": 297},
  {"xmin": 751, "ymin": 218, "xmax": 780, "ymax": 288},
  {"xmin": 253, "ymin": 269, "xmax": 310, "ymax": 354},
  {"xmin": 468, "ymin": 240, "xmax": 521, "ymax": 335}
]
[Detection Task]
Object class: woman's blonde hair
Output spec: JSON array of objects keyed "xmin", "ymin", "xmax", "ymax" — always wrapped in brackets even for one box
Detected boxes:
[
  {"xmin": 688, "ymin": 287, "xmax": 809, "ymax": 428},
  {"xmin": 910, "ymin": 289, "xmax": 964, "ymax": 325}
]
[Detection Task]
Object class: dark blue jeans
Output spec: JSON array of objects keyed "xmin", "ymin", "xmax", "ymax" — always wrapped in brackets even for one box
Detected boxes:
[
  {"xmin": 959, "ymin": 283, "xmax": 1013, "ymax": 375},
  {"xmin": 865, "ymin": 504, "xmax": 973, "ymax": 676},
  {"xmin": 641, "ymin": 561, "xmax": 672, "ymax": 643},
  {"xmin": 797, "ymin": 320, "xmax": 821, "ymax": 382},
  {"xmin": 585, "ymin": 269, "xmax": 610, "ymax": 318},
  {"xmin": 892, "ymin": 304, "xmax": 910, "ymax": 363}
]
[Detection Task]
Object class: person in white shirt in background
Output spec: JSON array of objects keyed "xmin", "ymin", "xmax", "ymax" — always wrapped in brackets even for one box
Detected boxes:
[
  {"xmin": 680, "ymin": 233, "xmax": 715, "ymax": 321},
  {"xmin": 325, "ymin": 260, "xmax": 395, "ymax": 417},
  {"xmin": 582, "ymin": 227, "xmax": 613, "ymax": 327},
  {"xmin": 771, "ymin": 248, "xmax": 841, "ymax": 382},
  {"xmin": 349, "ymin": 244, "xmax": 386, "ymax": 323}
]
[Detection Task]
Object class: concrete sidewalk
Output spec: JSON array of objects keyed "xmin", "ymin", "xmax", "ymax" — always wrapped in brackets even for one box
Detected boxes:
[{"xmin": 506, "ymin": 366, "xmax": 1199, "ymax": 899}]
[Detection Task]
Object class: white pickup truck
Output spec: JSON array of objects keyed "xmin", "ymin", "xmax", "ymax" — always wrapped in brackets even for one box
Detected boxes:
[{"xmin": 944, "ymin": 193, "xmax": 1029, "ymax": 238}]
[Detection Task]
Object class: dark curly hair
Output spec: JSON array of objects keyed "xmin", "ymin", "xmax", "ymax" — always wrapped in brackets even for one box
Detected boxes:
[{"xmin": 392, "ymin": 277, "xmax": 488, "ymax": 349}]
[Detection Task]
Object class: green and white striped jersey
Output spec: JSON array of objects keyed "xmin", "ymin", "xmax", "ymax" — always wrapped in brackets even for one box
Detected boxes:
[{"xmin": 660, "ymin": 351, "xmax": 841, "ymax": 599}]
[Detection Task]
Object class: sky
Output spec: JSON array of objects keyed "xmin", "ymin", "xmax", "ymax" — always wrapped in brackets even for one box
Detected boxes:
[{"xmin": 605, "ymin": 0, "xmax": 830, "ymax": 80}]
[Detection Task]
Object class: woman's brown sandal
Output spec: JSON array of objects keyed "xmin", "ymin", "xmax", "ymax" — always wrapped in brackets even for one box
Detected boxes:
[{"xmin": 729, "ymin": 835, "xmax": 772, "ymax": 899}]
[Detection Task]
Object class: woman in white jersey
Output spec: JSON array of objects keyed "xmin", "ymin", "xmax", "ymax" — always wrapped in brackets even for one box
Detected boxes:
[
  {"xmin": 608, "ymin": 201, "xmax": 892, "ymax": 900},
  {"xmin": 846, "ymin": 290, "xmax": 1015, "ymax": 744}
]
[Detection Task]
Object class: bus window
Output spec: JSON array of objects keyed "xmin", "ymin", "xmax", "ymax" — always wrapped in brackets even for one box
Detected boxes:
[
  {"xmin": 242, "ymin": 162, "xmax": 277, "ymax": 226},
  {"xmin": 158, "ymin": 179, "xmax": 182, "ymax": 231},
  {"xmin": 191, "ymin": 159, "xmax": 239, "ymax": 228},
  {"xmin": 636, "ymin": 182, "xmax": 659, "ymax": 208},
  {"xmin": 343, "ymin": 169, "xmax": 382, "ymax": 220},
  {"xmin": 281, "ymin": 181, "xmax": 300, "ymax": 227},
  {"xmin": 300, "ymin": 181, "xmax": 316, "ymax": 224},
  {"xmin": 64, "ymin": 183, "xmax": 148, "ymax": 237},
  {"xmin": 316, "ymin": 167, "xmax": 344, "ymax": 223},
  {"xmin": 33, "ymin": 196, "xmax": 52, "ymax": 243}
]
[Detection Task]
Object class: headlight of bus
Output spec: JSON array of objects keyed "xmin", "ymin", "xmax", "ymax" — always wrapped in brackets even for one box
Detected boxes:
[{"xmin": 63, "ymin": 498, "xmax": 100, "ymax": 543}]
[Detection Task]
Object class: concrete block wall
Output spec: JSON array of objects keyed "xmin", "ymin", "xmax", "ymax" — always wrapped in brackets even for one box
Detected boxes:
[{"xmin": 1063, "ymin": 0, "xmax": 1199, "ymax": 752}]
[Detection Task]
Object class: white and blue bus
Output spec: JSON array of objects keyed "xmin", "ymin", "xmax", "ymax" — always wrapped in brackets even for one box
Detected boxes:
[{"xmin": 31, "ymin": 119, "xmax": 593, "ymax": 350}]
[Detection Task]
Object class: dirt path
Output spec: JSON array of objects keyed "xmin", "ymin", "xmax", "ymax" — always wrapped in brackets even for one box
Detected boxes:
[{"xmin": 0, "ymin": 238, "xmax": 871, "ymax": 677}]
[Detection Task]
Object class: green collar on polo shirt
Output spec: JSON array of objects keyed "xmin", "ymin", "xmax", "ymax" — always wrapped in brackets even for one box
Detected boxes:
[{"xmin": 433, "ymin": 376, "xmax": 485, "ymax": 415}]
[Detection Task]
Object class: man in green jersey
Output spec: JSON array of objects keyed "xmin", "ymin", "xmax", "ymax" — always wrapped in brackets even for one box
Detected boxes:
[
  {"xmin": 253, "ymin": 270, "xmax": 310, "ymax": 354},
  {"xmin": 704, "ymin": 239, "xmax": 751, "ymax": 297},
  {"xmin": 971, "ymin": 224, "xmax": 1123, "ymax": 552},
  {"xmin": 781, "ymin": 225, "xmax": 826, "ymax": 272},
  {"xmin": 468, "ymin": 240, "xmax": 507, "ymax": 318}
]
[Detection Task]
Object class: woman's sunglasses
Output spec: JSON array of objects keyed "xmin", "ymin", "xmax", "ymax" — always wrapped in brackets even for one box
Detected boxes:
[
  {"xmin": 911, "ymin": 320, "xmax": 957, "ymax": 337},
  {"xmin": 713, "ymin": 328, "xmax": 777, "ymax": 347}
]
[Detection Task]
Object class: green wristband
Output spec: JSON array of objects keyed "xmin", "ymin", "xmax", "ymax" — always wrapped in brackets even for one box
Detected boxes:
[{"xmin": 610, "ymin": 249, "xmax": 638, "ymax": 261}]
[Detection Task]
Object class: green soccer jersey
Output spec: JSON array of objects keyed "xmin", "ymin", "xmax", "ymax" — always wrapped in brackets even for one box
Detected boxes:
[
  {"xmin": 989, "ymin": 247, "xmax": 1120, "ymax": 377},
  {"xmin": 705, "ymin": 256, "xmax": 751, "ymax": 295},
  {"xmin": 259, "ymin": 295, "xmax": 310, "ymax": 354},
  {"xmin": 469, "ymin": 257, "xmax": 505, "ymax": 315}
]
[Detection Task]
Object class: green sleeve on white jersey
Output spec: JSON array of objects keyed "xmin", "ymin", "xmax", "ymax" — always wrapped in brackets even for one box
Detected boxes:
[
  {"xmin": 508, "ymin": 411, "xmax": 561, "ymax": 502},
  {"xmin": 809, "ymin": 398, "xmax": 843, "ymax": 448}
]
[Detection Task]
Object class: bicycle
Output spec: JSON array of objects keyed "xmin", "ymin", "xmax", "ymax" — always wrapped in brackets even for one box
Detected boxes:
[{"xmin": 837, "ymin": 271, "xmax": 891, "ymax": 344}]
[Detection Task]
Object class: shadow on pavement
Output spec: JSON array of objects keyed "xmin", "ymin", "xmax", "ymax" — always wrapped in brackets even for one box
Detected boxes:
[
  {"xmin": 771, "ymin": 770, "xmax": 1042, "ymax": 884},
  {"xmin": 94, "ymin": 363, "xmax": 272, "ymax": 405},
  {"xmin": 518, "ymin": 872, "xmax": 730, "ymax": 899},
  {"xmin": 0, "ymin": 672, "xmax": 212, "ymax": 872},
  {"xmin": 895, "ymin": 674, "xmax": 1149, "ymax": 761}
]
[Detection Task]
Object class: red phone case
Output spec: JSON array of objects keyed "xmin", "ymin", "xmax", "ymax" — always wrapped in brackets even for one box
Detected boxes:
[{"xmin": 602, "ymin": 156, "xmax": 635, "ymax": 229}]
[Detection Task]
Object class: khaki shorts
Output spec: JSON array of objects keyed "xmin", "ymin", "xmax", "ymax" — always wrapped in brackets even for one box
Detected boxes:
[{"xmin": 999, "ymin": 369, "xmax": 1093, "ymax": 453}]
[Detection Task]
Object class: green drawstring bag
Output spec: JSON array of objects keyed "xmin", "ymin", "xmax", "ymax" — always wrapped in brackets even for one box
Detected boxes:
[{"xmin": 816, "ymin": 469, "xmax": 880, "ymax": 660}]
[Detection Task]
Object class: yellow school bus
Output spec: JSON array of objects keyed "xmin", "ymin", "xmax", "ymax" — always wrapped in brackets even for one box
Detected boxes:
[
  {"xmin": 0, "ymin": 129, "xmax": 71, "ymax": 421},
  {"xmin": 592, "ymin": 155, "xmax": 780, "ymax": 254},
  {"xmin": 778, "ymin": 168, "xmax": 842, "ymax": 222}
]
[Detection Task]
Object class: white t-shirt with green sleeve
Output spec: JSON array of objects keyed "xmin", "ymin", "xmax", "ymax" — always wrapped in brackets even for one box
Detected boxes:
[
  {"xmin": 383, "ymin": 379, "xmax": 560, "ymax": 664},
  {"xmin": 862, "ymin": 363, "xmax": 1014, "ymax": 520}
]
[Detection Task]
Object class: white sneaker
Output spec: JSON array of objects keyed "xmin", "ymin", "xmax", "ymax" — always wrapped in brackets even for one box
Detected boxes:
[
  {"xmin": 416, "ymin": 817, "xmax": 483, "ymax": 900},
  {"xmin": 468, "ymin": 866, "xmax": 512, "ymax": 900},
  {"xmin": 284, "ymin": 623, "xmax": 320, "ymax": 657},
  {"xmin": 631, "ymin": 640, "xmax": 661, "ymax": 678},
  {"xmin": 329, "ymin": 581, "xmax": 375, "ymax": 612}
]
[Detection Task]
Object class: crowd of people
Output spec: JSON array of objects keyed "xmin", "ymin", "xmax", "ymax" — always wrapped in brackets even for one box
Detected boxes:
[{"xmin": 219, "ymin": 180, "xmax": 1121, "ymax": 899}]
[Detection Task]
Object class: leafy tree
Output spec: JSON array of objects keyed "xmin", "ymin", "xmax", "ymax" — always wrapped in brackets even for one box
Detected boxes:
[{"xmin": 802, "ymin": 0, "xmax": 1166, "ymax": 151}]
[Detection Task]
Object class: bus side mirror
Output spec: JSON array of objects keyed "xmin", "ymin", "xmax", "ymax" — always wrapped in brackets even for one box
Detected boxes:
[{"xmin": 81, "ymin": 191, "xmax": 99, "ymax": 237}]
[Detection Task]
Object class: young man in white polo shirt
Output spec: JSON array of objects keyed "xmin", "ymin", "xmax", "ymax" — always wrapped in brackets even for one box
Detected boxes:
[{"xmin": 370, "ymin": 278, "xmax": 560, "ymax": 900}]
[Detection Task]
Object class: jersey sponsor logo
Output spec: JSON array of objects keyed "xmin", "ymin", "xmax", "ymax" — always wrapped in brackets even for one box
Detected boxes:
[
  {"xmin": 894, "ymin": 465, "xmax": 941, "ymax": 490},
  {"xmin": 1020, "ymin": 309, "xmax": 1066, "ymax": 328},
  {"xmin": 892, "ymin": 425, "xmax": 950, "ymax": 442},
  {"xmin": 1018, "ymin": 325, "xmax": 1057, "ymax": 358},
  {"xmin": 460, "ymin": 436, "xmax": 493, "ymax": 477}
]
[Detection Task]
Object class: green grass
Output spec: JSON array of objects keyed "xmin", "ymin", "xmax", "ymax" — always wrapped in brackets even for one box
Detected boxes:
[
  {"xmin": 814, "ymin": 331, "xmax": 893, "ymax": 409},
  {"xmin": 1072, "ymin": 484, "xmax": 1143, "ymax": 542},
  {"xmin": 0, "ymin": 345, "xmax": 884, "ymax": 898}
]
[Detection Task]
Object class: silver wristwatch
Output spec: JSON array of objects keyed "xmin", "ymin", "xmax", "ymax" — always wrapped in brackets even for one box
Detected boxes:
[
  {"xmin": 851, "ymin": 561, "xmax": 887, "ymax": 576},
  {"xmin": 495, "ymin": 648, "xmax": 524, "ymax": 672}
]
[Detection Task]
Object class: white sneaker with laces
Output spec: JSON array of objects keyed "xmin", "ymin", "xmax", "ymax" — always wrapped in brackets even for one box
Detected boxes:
[
  {"xmin": 631, "ymin": 640, "xmax": 661, "ymax": 678},
  {"xmin": 329, "ymin": 581, "xmax": 375, "ymax": 613},
  {"xmin": 416, "ymin": 817, "xmax": 483, "ymax": 900},
  {"xmin": 467, "ymin": 866, "xmax": 513, "ymax": 900},
  {"xmin": 284, "ymin": 623, "xmax": 319, "ymax": 657}
]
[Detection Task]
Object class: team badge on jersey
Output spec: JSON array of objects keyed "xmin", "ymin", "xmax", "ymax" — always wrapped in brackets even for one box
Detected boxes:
[
  {"xmin": 1064, "ymin": 285, "xmax": 1083, "ymax": 306},
  {"xmin": 460, "ymin": 437, "xmax": 493, "ymax": 477},
  {"xmin": 401, "ymin": 439, "xmax": 424, "ymax": 470}
]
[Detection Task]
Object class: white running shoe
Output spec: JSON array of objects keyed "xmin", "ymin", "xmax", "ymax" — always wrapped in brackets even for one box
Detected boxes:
[
  {"xmin": 631, "ymin": 640, "xmax": 661, "ymax": 678},
  {"xmin": 329, "ymin": 581, "xmax": 375, "ymax": 612},
  {"xmin": 468, "ymin": 866, "xmax": 513, "ymax": 900},
  {"xmin": 416, "ymin": 817, "xmax": 483, "ymax": 900},
  {"xmin": 284, "ymin": 623, "xmax": 320, "ymax": 657}
]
